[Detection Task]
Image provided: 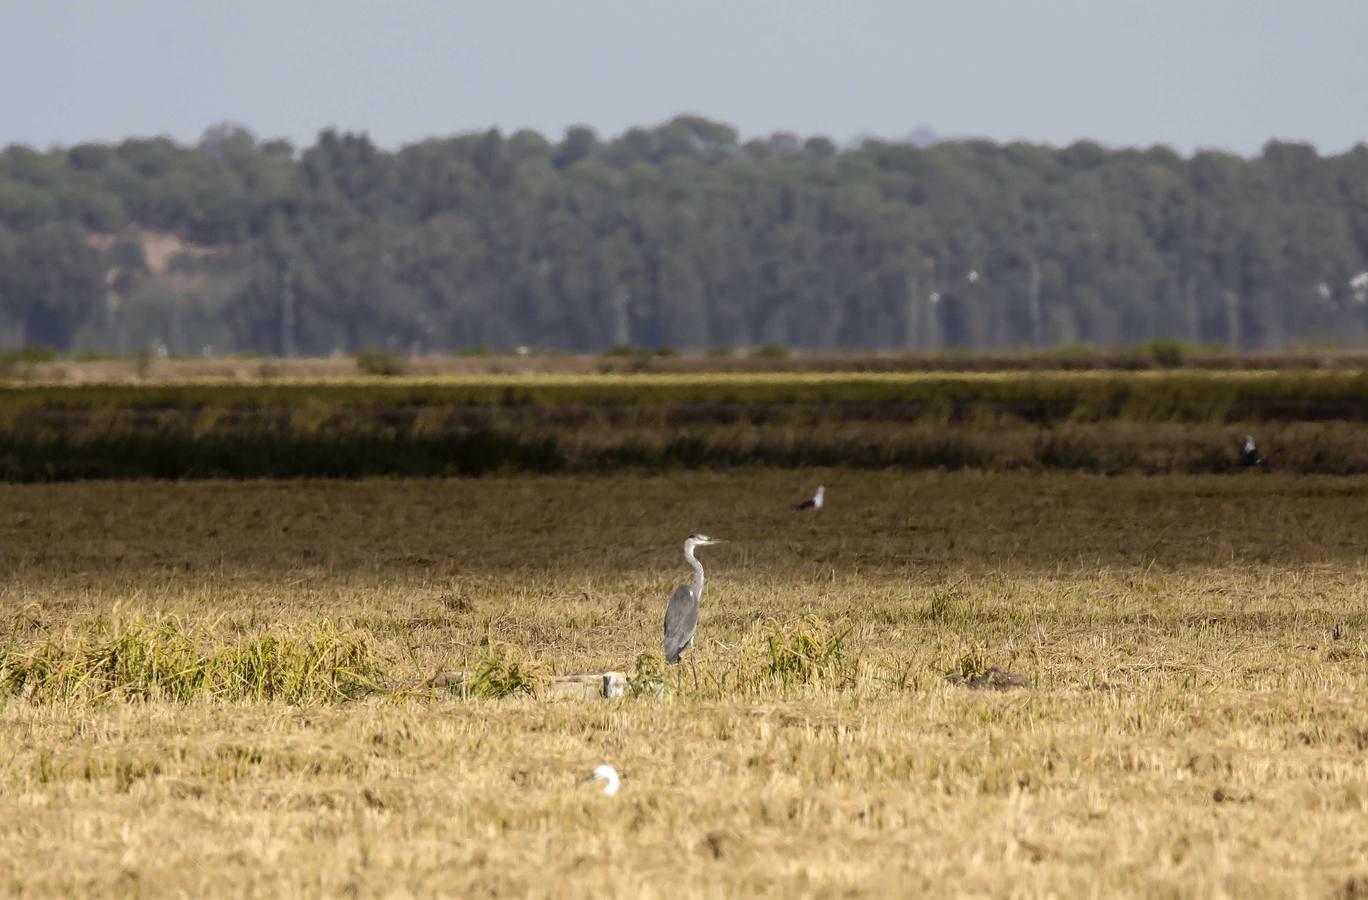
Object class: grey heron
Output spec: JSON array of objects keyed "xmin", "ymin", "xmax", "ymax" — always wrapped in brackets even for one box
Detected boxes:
[
  {"xmin": 581, "ymin": 764, "xmax": 621, "ymax": 796},
  {"xmin": 662, "ymin": 533, "xmax": 724, "ymax": 688},
  {"xmin": 795, "ymin": 485, "xmax": 825, "ymax": 511},
  {"xmin": 1241, "ymin": 434, "xmax": 1263, "ymax": 467}
]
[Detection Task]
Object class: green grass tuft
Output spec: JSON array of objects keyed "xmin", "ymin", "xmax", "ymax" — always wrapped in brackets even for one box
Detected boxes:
[
  {"xmin": 0, "ymin": 618, "xmax": 385, "ymax": 704},
  {"xmin": 465, "ymin": 644, "xmax": 549, "ymax": 698},
  {"xmin": 762, "ymin": 616, "xmax": 852, "ymax": 687}
]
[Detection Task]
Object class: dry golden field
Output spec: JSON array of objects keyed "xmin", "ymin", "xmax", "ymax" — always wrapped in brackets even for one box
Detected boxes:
[{"xmin": 1, "ymin": 472, "xmax": 1366, "ymax": 897}]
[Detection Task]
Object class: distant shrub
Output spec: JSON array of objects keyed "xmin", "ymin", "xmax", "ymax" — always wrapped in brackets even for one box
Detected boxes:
[
  {"xmin": 1139, "ymin": 340, "xmax": 1185, "ymax": 367},
  {"xmin": 707, "ymin": 346, "xmax": 734, "ymax": 358},
  {"xmin": 0, "ymin": 346, "xmax": 58, "ymax": 365},
  {"xmin": 460, "ymin": 345, "xmax": 493, "ymax": 357},
  {"xmin": 601, "ymin": 345, "xmax": 638, "ymax": 357},
  {"xmin": 750, "ymin": 343, "xmax": 790, "ymax": 360},
  {"xmin": 0, "ymin": 346, "xmax": 58, "ymax": 378},
  {"xmin": 355, "ymin": 349, "xmax": 407, "ymax": 377}
]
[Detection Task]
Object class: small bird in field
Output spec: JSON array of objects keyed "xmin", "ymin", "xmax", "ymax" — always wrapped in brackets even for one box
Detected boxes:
[
  {"xmin": 795, "ymin": 485, "xmax": 825, "ymax": 511},
  {"xmin": 1241, "ymin": 434, "xmax": 1264, "ymax": 468},
  {"xmin": 581, "ymin": 764, "xmax": 621, "ymax": 796}
]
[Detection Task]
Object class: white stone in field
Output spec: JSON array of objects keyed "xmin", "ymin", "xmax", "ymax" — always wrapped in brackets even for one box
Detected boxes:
[{"xmin": 547, "ymin": 671, "xmax": 630, "ymax": 699}]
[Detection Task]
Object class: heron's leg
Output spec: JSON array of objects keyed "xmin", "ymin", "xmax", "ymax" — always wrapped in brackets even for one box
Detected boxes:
[{"xmin": 689, "ymin": 652, "xmax": 699, "ymax": 690}]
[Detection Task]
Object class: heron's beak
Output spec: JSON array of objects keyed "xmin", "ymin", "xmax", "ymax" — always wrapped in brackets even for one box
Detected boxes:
[{"xmin": 579, "ymin": 774, "xmax": 595, "ymax": 784}]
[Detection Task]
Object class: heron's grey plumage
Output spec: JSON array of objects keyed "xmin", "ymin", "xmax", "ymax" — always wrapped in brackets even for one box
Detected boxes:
[
  {"xmin": 661, "ymin": 534, "xmax": 722, "ymax": 682},
  {"xmin": 663, "ymin": 584, "xmax": 698, "ymax": 663}
]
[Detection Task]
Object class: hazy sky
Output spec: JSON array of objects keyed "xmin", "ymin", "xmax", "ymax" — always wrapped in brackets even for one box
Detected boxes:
[{"xmin": 3, "ymin": 0, "xmax": 1365, "ymax": 156}]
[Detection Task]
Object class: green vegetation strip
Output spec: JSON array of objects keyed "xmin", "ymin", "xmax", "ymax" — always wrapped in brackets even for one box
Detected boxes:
[
  {"xmin": 0, "ymin": 615, "xmax": 870, "ymax": 705},
  {"xmin": 2, "ymin": 422, "xmax": 1368, "ymax": 479},
  {"xmin": 0, "ymin": 619, "xmax": 386, "ymax": 704},
  {"xmin": 2, "ymin": 372, "xmax": 1368, "ymax": 479},
  {"xmin": 2, "ymin": 371, "xmax": 1368, "ymax": 421}
]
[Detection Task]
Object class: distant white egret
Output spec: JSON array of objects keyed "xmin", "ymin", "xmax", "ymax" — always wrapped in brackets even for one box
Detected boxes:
[{"xmin": 582, "ymin": 764, "xmax": 621, "ymax": 796}]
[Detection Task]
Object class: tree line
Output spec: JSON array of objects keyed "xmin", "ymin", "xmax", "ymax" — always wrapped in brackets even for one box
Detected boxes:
[{"xmin": 2, "ymin": 116, "xmax": 1367, "ymax": 355}]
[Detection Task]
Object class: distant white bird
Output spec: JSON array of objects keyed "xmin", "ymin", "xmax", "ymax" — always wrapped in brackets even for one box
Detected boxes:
[
  {"xmin": 795, "ymin": 485, "xmax": 825, "ymax": 512},
  {"xmin": 1241, "ymin": 434, "xmax": 1264, "ymax": 467},
  {"xmin": 1351, "ymin": 271, "xmax": 1368, "ymax": 303},
  {"xmin": 582, "ymin": 764, "xmax": 621, "ymax": 796}
]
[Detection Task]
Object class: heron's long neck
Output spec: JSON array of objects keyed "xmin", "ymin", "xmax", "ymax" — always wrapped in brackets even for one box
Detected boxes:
[{"xmin": 685, "ymin": 545, "xmax": 705, "ymax": 596}]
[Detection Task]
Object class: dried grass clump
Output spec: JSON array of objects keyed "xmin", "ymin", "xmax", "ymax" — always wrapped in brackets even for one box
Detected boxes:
[
  {"xmin": 465, "ymin": 643, "xmax": 550, "ymax": 698},
  {"xmin": 761, "ymin": 616, "xmax": 853, "ymax": 688},
  {"xmin": 0, "ymin": 618, "xmax": 385, "ymax": 704},
  {"xmin": 921, "ymin": 588, "xmax": 977, "ymax": 626},
  {"xmin": 628, "ymin": 651, "xmax": 667, "ymax": 697}
]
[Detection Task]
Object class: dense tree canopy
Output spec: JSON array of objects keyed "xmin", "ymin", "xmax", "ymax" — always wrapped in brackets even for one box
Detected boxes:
[{"xmin": 1, "ymin": 117, "xmax": 1366, "ymax": 354}]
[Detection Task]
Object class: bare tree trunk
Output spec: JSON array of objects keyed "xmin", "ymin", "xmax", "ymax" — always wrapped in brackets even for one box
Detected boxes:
[
  {"xmin": 1224, "ymin": 289, "xmax": 1240, "ymax": 350},
  {"xmin": 171, "ymin": 294, "xmax": 185, "ymax": 356},
  {"xmin": 280, "ymin": 260, "xmax": 295, "ymax": 358},
  {"xmin": 1027, "ymin": 257, "xmax": 1042, "ymax": 347},
  {"xmin": 903, "ymin": 274, "xmax": 920, "ymax": 351},
  {"xmin": 921, "ymin": 257, "xmax": 942, "ymax": 352},
  {"xmin": 1183, "ymin": 278, "xmax": 1199, "ymax": 343},
  {"xmin": 926, "ymin": 291, "xmax": 942, "ymax": 351},
  {"xmin": 611, "ymin": 287, "xmax": 630, "ymax": 348}
]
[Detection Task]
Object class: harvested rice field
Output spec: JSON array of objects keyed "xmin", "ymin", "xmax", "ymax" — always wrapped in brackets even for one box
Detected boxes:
[{"xmin": 0, "ymin": 471, "xmax": 1365, "ymax": 896}]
